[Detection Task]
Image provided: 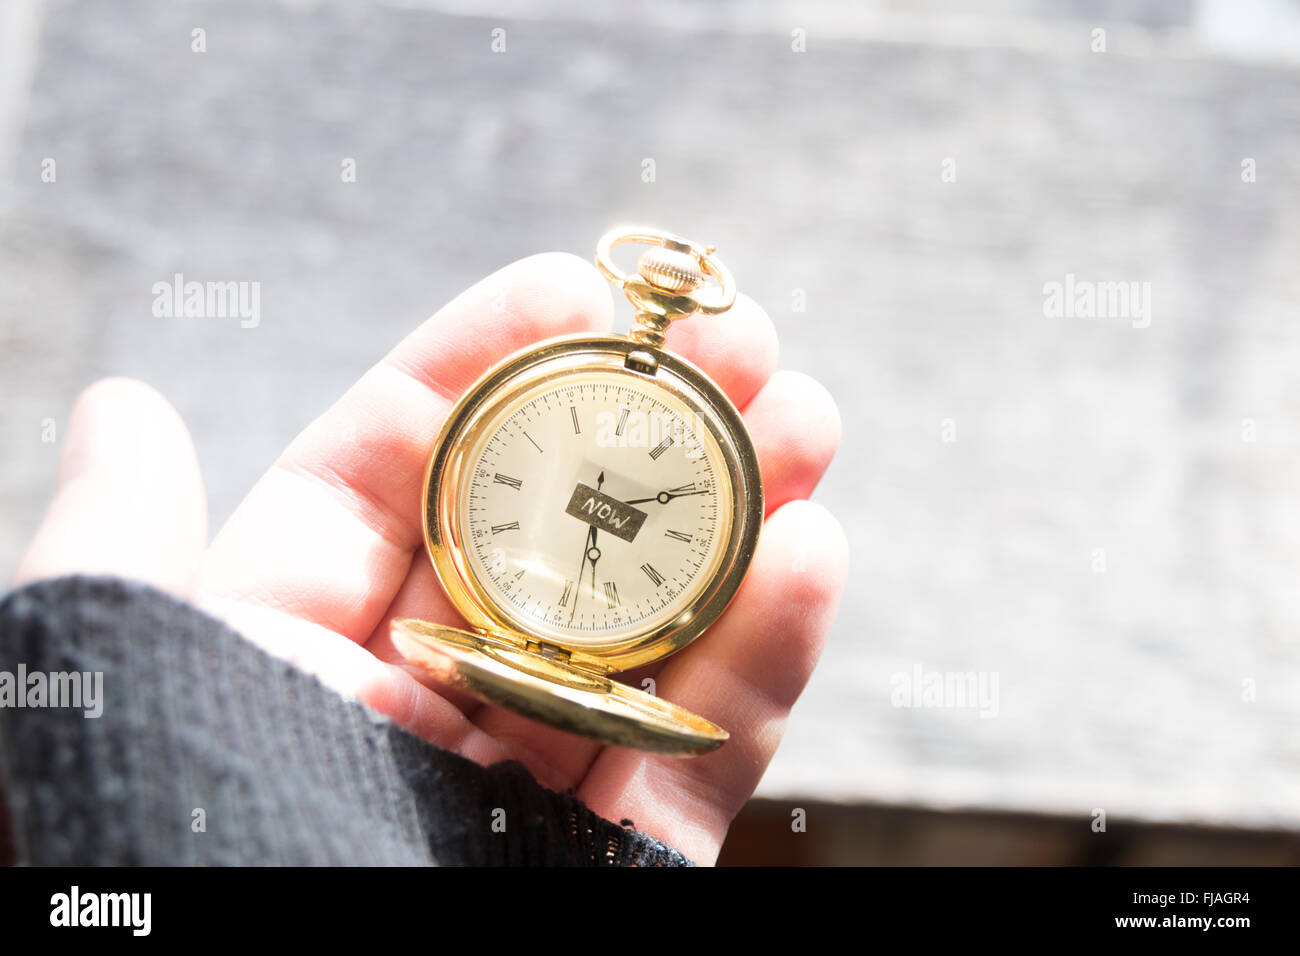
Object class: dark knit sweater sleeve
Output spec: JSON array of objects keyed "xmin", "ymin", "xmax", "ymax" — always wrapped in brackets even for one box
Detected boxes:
[{"xmin": 0, "ymin": 576, "xmax": 692, "ymax": 866}]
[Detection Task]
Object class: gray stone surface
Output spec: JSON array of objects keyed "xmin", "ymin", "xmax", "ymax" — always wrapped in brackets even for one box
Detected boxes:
[{"xmin": 2, "ymin": 0, "xmax": 1299, "ymax": 827}]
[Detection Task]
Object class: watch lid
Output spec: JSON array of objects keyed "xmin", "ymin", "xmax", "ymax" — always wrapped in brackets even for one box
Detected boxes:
[{"xmin": 390, "ymin": 618, "xmax": 728, "ymax": 755}]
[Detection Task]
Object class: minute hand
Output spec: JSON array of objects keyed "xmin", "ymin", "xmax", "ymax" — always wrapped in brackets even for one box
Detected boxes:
[{"xmin": 625, "ymin": 488, "xmax": 710, "ymax": 505}]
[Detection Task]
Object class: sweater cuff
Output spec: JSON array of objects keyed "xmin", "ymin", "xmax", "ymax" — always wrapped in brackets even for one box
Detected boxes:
[{"xmin": 0, "ymin": 575, "xmax": 692, "ymax": 866}]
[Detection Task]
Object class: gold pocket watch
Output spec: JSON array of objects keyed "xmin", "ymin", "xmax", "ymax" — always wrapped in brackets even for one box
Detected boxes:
[{"xmin": 391, "ymin": 227, "xmax": 763, "ymax": 755}]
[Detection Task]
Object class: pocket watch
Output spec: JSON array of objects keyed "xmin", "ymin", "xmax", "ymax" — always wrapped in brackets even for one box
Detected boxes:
[{"xmin": 391, "ymin": 227, "xmax": 763, "ymax": 755}]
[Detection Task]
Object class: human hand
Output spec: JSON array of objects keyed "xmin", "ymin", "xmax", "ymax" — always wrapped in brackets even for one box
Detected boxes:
[{"xmin": 14, "ymin": 252, "xmax": 848, "ymax": 864}]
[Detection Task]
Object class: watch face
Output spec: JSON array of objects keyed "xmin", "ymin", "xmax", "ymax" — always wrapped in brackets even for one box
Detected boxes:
[{"xmin": 454, "ymin": 369, "xmax": 735, "ymax": 645}]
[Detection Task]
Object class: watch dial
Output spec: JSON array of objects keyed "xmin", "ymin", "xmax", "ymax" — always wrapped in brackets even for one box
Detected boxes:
[{"xmin": 457, "ymin": 371, "xmax": 733, "ymax": 643}]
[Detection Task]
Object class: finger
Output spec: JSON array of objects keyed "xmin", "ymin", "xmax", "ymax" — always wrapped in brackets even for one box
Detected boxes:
[
  {"xmin": 663, "ymin": 293, "xmax": 778, "ymax": 411},
  {"xmin": 364, "ymin": 553, "xmax": 502, "ymax": 716},
  {"xmin": 576, "ymin": 500, "xmax": 850, "ymax": 864},
  {"xmin": 465, "ymin": 690, "xmax": 612, "ymax": 792},
  {"xmin": 200, "ymin": 253, "xmax": 614, "ymax": 642},
  {"xmin": 615, "ymin": 370, "xmax": 841, "ymax": 692},
  {"xmin": 743, "ymin": 370, "xmax": 841, "ymax": 515},
  {"xmin": 355, "ymin": 563, "xmax": 578, "ymax": 783},
  {"xmin": 14, "ymin": 378, "xmax": 207, "ymax": 598},
  {"xmin": 366, "ymin": 553, "xmax": 612, "ymax": 790}
]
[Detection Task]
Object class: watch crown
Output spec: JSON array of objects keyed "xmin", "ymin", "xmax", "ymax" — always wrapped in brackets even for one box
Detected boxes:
[{"xmin": 636, "ymin": 247, "xmax": 706, "ymax": 295}]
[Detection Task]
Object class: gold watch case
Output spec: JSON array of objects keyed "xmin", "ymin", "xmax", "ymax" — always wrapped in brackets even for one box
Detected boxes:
[{"xmin": 391, "ymin": 229, "xmax": 763, "ymax": 755}]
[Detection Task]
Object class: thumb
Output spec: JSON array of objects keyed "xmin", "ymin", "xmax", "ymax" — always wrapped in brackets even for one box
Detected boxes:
[{"xmin": 14, "ymin": 378, "xmax": 208, "ymax": 599}]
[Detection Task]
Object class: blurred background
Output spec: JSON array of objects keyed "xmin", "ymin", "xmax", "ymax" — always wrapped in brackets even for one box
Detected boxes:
[{"xmin": 2, "ymin": 0, "xmax": 1299, "ymax": 865}]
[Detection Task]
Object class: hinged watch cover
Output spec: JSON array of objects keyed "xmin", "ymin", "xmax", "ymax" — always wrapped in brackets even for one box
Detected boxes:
[{"xmin": 390, "ymin": 619, "xmax": 728, "ymax": 754}]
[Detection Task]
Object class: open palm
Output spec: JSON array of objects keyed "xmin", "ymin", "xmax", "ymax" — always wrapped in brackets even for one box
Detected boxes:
[{"xmin": 16, "ymin": 252, "xmax": 848, "ymax": 864}]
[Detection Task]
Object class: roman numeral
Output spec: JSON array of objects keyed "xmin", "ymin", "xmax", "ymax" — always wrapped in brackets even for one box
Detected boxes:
[
  {"xmin": 493, "ymin": 473, "xmax": 522, "ymax": 490},
  {"xmin": 513, "ymin": 569, "xmax": 525, "ymax": 580},
  {"xmin": 668, "ymin": 482, "xmax": 696, "ymax": 494},
  {"xmin": 641, "ymin": 563, "xmax": 665, "ymax": 587},
  {"xmin": 603, "ymin": 581, "xmax": 619, "ymax": 608},
  {"xmin": 649, "ymin": 436, "xmax": 674, "ymax": 460},
  {"xmin": 558, "ymin": 580, "xmax": 573, "ymax": 608},
  {"xmin": 570, "ymin": 406, "xmax": 580, "ymax": 434},
  {"xmin": 490, "ymin": 521, "xmax": 519, "ymax": 534},
  {"xmin": 615, "ymin": 408, "xmax": 629, "ymax": 437},
  {"xmin": 664, "ymin": 529, "xmax": 693, "ymax": 543}
]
